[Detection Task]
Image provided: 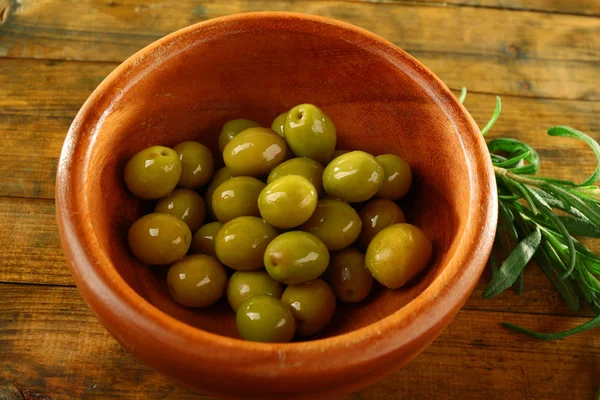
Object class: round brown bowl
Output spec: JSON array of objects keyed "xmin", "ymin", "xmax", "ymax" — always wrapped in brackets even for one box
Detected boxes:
[{"xmin": 56, "ymin": 12, "xmax": 497, "ymax": 400}]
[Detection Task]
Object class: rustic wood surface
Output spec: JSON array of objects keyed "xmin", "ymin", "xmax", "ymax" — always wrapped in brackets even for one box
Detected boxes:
[{"xmin": 0, "ymin": 0, "xmax": 598, "ymax": 399}]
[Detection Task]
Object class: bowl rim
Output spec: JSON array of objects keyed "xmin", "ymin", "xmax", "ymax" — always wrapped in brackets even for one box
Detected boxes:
[{"xmin": 56, "ymin": 10, "xmax": 497, "ymax": 386}]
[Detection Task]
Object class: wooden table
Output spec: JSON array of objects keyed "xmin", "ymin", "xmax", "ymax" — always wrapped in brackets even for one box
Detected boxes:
[{"xmin": 0, "ymin": 1, "xmax": 599, "ymax": 399}]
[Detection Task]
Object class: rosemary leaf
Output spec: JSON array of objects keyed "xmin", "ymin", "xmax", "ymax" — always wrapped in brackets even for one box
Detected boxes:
[
  {"xmin": 481, "ymin": 96, "xmax": 501, "ymax": 136},
  {"xmin": 548, "ymin": 126, "xmax": 600, "ymax": 186},
  {"xmin": 458, "ymin": 87, "xmax": 467, "ymax": 104},
  {"xmin": 495, "ymin": 151, "xmax": 531, "ymax": 168},
  {"xmin": 487, "ymin": 138, "xmax": 540, "ymax": 175},
  {"xmin": 502, "ymin": 313, "xmax": 600, "ymax": 341},
  {"xmin": 535, "ymin": 243, "xmax": 580, "ymax": 312},
  {"xmin": 558, "ymin": 216, "xmax": 600, "ymax": 238},
  {"xmin": 528, "ymin": 188, "xmax": 577, "ymax": 278},
  {"xmin": 462, "ymin": 89, "xmax": 600, "ymax": 340},
  {"xmin": 578, "ymin": 253, "xmax": 600, "ymax": 275},
  {"xmin": 546, "ymin": 184, "xmax": 600, "ymax": 227},
  {"xmin": 505, "ymin": 178, "xmax": 538, "ymax": 214},
  {"xmin": 531, "ymin": 177, "xmax": 577, "ymax": 186},
  {"xmin": 482, "ymin": 228, "xmax": 541, "ymax": 298}
]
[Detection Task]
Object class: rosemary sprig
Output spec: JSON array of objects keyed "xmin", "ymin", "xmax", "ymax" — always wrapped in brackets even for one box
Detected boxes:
[{"xmin": 460, "ymin": 89, "xmax": 600, "ymax": 340}]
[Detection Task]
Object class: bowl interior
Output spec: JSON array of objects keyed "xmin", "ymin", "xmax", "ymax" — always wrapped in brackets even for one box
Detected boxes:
[{"xmin": 84, "ymin": 16, "xmax": 470, "ymax": 340}]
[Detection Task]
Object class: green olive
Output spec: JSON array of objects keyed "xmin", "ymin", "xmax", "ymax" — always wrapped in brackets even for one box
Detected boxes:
[
  {"xmin": 173, "ymin": 141, "xmax": 214, "ymax": 189},
  {"xmin": 127, "ymin": 213, "xmax": 191, "ymax": 265},
  {"xmin": 366, "ymin": 223, "xmax": 432, "ymax": 289},
  {"xmin": 264, "ymin": 231, "xmax": 330, "ymax": 284},
  {"xmin": 124, "ymin": 146, "xmax": 182, "ymax": 199},
  {"xmin": 281, "ymin": 279, "xmax": 336, "ymax": 336},
  {"xmin": 258, "ymin": 175, "xmax": 318, "ymax": 229},
  {"xmin": 271, "ymin": 112, "xmax": 287, "ymax": 137},
  {"xmin": 236, "ymin": 295, "xmax": 296, "ymax": 343},
  {"xmin": 284, "ymin": 104, "xmax": 336, "ymax": 163},
  {"xmin": 267, "ymin": 157, "xmax": 325, "ymax": 195},
  {"xmin": 211, "ymin": 176, "xmax": 265, "ymax": 223},
  {"xmin": 270, "ymin": 112, "xmax": 296, "ymax": 159},
  {"xmin": 191, "ymin": 221, "xmax": 223, "ymax": 257},
  {"xmin": 167, "ymin": 254, "xmax": 228, "ymax": 308},
  {"xmin": 325, "ymin": 248, "xmax": 373, "ymax": 303},
  {"xmin": 218, "ymin": 119, "xmax": 261, "ymax": 152},
  {"xmin": 323, "ymin": 151, "xmax": 383, "ymax": 203},
  {"xmin": 356, "ymin": 198, "xmax": 406, "ymax": 250},
  {"xmin": 227, "ymin": 270, "xmax": 283, "ymax": 312},
  {"xmin": 300, "ymin": 199, "xmax": 362, "ymax": 251},
  {"xmin": 154, "ymin": 188, "xmax": 206, "ymax": 232},
  {"xmin": 215, "ymin": 216, "xmax": 277, "ymax": 271},
  {"xmin": 376, "ymin": 154, "xmax": 412, "ymax": 200},
  {"xmin": 223, "ymin": 127, "xmax": 288, "ymax": 177},
  {"xmin": 205, "ymin": 167, "xmax": 232, "ymax": 218}
]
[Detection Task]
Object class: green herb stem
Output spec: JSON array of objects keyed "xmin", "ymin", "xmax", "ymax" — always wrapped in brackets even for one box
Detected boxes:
[
  {"xmin": 493, "ymin": 166, "xmax": 543, "ymax": 188},
  {"xmin": 502, "ymin": 313, "xmax": 600, "ymax": 341},
  {"xmin": 462, "ymin": 89, "xmax": 600, "ymax": 340}
]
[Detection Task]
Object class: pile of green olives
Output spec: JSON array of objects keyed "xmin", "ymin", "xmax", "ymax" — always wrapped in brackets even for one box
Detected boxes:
[{"xmin": 124, "ymin": 103, "xmax": 432, "ymax": 343}]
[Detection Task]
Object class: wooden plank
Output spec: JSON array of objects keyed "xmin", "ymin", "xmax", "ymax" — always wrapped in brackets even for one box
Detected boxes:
[
  {"xmin": 0, "ymin": 197, "xmax": 68, "ymax": 286},
  {"xmin": 0, "ymin": 59, "xmax": 115, "ymax": 199},
  {"xmin": 0, "ymin": 1, "xmax": 598, "ymax": 100},
  {"xmin": 0, "ymin": 57, "xmax": 598, "ymax": 199},
  {"xmin": 419, "ymin": 54, "xmax": 599, "ymax": 101},
  {"xmin": 468, "ymin": 269, "xmax": 596, "ymax": 318},
  {"xmin": 1, "ymin": 196, "xmax": 597, "ymax": 318},
  {"xmin": 0, "ymin": 283, "xmax": 597, "ymax": 399},
  {"xmin": 401, "ymin": 0, "xmax": 600, "ymax": 17},
  {"xmin": 463, "ymin": 94, "xmax": 600, "ymax": 182},
  {"xmin": 0, "ymin": 59, "xmax": 110, "ymax": 117},
  {"xmin": 0, "ymin": 0, "xmax": 598, "ymax": 29},
  {"xmin": 0, "ymin": 114, "xmax": 67, "ymax": 199},
  {"xmin": 0, "ymin": 283, "xmax": 207, "ymax": 400}
]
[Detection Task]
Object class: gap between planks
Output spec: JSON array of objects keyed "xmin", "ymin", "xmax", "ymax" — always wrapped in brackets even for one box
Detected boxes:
[
  {"xmin": 0, "ymin": 0, "xmax": 598, "ymax": 99},
  {"xmin": 340, "ymin": 0, "xmax": 600, "ymax": 17},
  {"xmin": 0, "ymin": 55, "xmax": 597, "ymax": 102}
]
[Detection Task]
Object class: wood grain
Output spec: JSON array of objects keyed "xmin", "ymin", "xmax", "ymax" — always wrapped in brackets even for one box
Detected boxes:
[
  {"xmin": 0, "ymin": 283, "xmax": 597, "ymax": 399},
  {"xmin": 0, "ymin": 197, "xmax": 67, "ymax": 286},
  {"xmin": 0, "ymin": 1, "xmax": 598, "ymax": 100},
  {"xmin": 0, "ymin": 114, "xmax": 67, "ymax": 199},
  {"xmin": 402, "ymin": 0, "xmax": 600, "ymax": 16},
  {"xmin": 0, "ymin": 59, "xmax": 109, "ymax": 117},
  {"xmin": 1, "ymin": 58, "xmax": 598, "ymax": 200},
  {"xmin": 0, "ymin": 1, "xmax": 598, "ymax": 398},
  {"xmin": 0, "ymin": 59, "xmax": 113, "ymax": 199}
]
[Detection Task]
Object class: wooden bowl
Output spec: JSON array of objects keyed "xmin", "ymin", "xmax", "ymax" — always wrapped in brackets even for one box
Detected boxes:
[{"xmin": 56, "ymin": 12, "xmax": 497, "ymax": 399}]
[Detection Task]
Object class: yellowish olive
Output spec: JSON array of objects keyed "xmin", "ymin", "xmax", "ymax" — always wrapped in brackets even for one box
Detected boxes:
[{"xmin": 366, "ymin": 223, "xmax": 432, "ymax": 289}]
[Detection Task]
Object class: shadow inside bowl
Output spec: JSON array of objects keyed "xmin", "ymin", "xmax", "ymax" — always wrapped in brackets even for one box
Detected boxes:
[
  {"xmin": 100, "ymin": 152, "xmax": 458, "ymax": 339},
  {"xmin": 86, "ymin": 19, "xmax": 469, "ymax": 340}
]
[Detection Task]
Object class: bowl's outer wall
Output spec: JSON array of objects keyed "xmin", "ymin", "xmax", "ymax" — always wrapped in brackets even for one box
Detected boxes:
[{"xmin": 56, "ymin": 12, "xmax": 497, "ymax": 399}]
